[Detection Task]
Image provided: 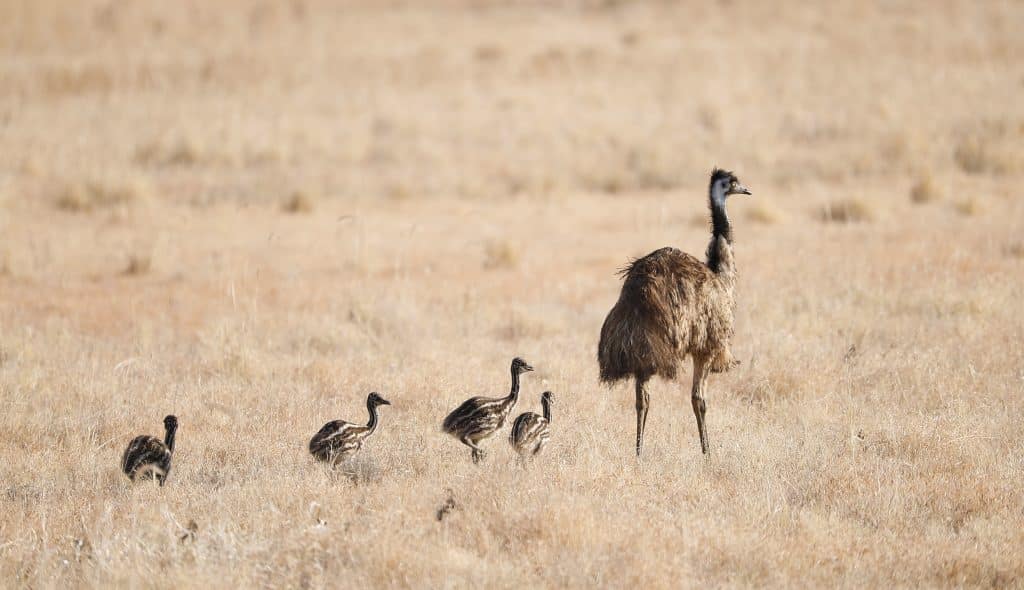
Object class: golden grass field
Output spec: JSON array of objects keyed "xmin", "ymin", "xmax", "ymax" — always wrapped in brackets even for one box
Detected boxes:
[{"xmin": 2, "ymin": 0, "xmax": 1023, "ymax": 587}]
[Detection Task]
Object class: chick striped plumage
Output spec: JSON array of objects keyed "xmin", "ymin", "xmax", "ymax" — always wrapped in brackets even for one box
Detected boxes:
[
  {"xmin": 309, "ymin": 421, "xmax": 369, "ymax": 461},
  {"xmin": 121, "ymin": 415, "xmax": 177, "ymax": 486},
  {"xmin": 443, "ymin": 357, "xmax": 533, "ymax": 463},
  {"xmin": 442, "ymin": 396, "xmax": 513, "ymax": 441},
  {"xmin": 309, "ymin": 392, "xmax": 390, "ymax": 464},
  {"xmin": 510, "ymin": 391, "xmax": 553, "ymax": 458}
]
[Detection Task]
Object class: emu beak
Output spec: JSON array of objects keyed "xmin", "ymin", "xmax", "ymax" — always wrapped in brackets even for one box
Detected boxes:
[
  {"xmin": 523, "ymin": 364, "xmax": 535, "ymax": 372},
  {"xmin": 735, "ymin": 184, "xmax": 752, "ymax": 196},
  {"xmin": 380, "ymin": 398, "xmax": 392, "ymax": 406}
]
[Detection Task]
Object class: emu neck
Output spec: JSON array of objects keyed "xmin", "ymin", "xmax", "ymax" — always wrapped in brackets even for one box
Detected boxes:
[
  {"xmin": 542, "ymin": 398, "xmax": 551, "ymax": 422},
  {"xmin": 164, "ymin": 425, "xmax": 177, "ymax": 453},
  {"xmin": 706, "ymin": 183, "xmax": 733, "ymax": 274},
  {"xmin": 507, "ymin": 369, "xmax": 522, "ymax": 403},
  {"xmin": 366, "ymin": 400, "xmax": 379, "ymax": 432}
]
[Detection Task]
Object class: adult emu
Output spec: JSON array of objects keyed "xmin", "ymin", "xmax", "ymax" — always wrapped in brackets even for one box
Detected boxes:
[{"xmin": 598, "ymin": 169, "xmax": 751, "ymax": 456}]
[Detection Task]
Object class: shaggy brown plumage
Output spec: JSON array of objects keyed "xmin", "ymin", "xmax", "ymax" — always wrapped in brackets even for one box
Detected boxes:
[
  {"xmin": 442, "ymin": 357, "xmax": 533, "ymax": 463},
  {"xmin": 309, "ymin": 392, "xmax": 390, "ymax": 464},
  {"xmin": 121, "ymin": 415, "xmax": 177, "ymax": 485},
  {"xmin": 598, "ymin": 169, "xmax": 751, "ymax": 456},
  {"xmin": 509, "ymin": 391, "xmax": 553, "ymax": 460}
]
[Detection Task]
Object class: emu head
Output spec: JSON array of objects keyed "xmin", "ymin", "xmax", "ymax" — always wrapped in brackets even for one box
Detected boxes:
[
  {"xmin": 710, "ymin": 168, "xmax": 752, "ymax": 207},
  {"xmin": 511, "ymin": 357, "xmax": 534, "ymax": 374},
  {"xmin": 163, "ymin": 415, "xmax": 178, "ymax": 431},
  {"xmin": 367, "ymin": 392, "xmax": 391, "ymax": 407}
]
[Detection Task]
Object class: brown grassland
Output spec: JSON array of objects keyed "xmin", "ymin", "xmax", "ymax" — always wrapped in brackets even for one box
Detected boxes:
[{"xmin": 1, "ymin": 0, "xmax": 1023, "ymax": 587}]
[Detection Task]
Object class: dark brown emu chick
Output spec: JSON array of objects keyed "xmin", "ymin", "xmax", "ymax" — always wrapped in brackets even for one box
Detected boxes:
[
  {"xmin": 121, "ymin": 415, "xmax": 178, "ymax": 485},
  {"xmin": 309, "ymin": 392, "xmax": 391, "ymax": 465},
  {"xmin": 598, "ymin": 169, "xmax": 751, "ymax": 456},
  {"xmin": 443, "ymin": 357, "xmax": 533, "ymax": 463},
  {"xmin": 509, "ymin": 391, "xmax": 553, "ymax": 460}
]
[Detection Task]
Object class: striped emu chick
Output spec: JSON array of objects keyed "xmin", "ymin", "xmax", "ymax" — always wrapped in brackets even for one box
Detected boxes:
[
  {"xmin": 510, "ymin": 391, "xmax": 553, "ymax": 459},
  {"xmin": 599, "ymin": 169, "xmax": 752, "ymax": 456},
  {"xmin": 443, "ymin": 357, "xmax": 533, "ymax": 463},
  {"xmin": 309, "ymin": 392, "xmax": 391, "ymax": 464},
  {"xmin": 121, "ymin": 415, "xmax": 178, "ymax": 486}
]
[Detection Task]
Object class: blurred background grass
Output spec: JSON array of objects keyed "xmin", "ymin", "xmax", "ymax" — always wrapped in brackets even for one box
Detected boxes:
[{"xmin": 1, "ymin": 1, "xmax": 1022, "ymax": 587}]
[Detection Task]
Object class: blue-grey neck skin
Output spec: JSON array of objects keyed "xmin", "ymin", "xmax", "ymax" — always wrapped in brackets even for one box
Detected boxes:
[
  {"xmin": 706, "ymin": 178, "xmax": 732, "ymax": 273},
  {"xmin": 542, "ymin": 397, "xmax": 552, "ymax": 422},
  {"xmin": 366, "ymin": 397, "xmax": 379, "ymax": 432},
  {"xmin": 164, "ymin": 424, "xmax": 177, "ymax": 453}
]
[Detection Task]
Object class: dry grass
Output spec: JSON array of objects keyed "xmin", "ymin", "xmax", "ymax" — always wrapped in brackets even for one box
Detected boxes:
[
  {"xmin": 954, "ymin": 139, "xmax": 991, "ymax": 175},
  {"xmin": 122, "ymin": 253, "xmax": 152, "ymax": 276},
  {"xmin": 56, "ymin": 177, "xmax": 148, "ymax": 212},
  {"xmin": 483, "ymin": 239, "xmax": 520, "ymax": 270},
  {"xmin": 910, "ymin": 174, "xmax": 942, "ymax": 204},
  {"xmin": 282, "ymin": 191, "xmax": 315, "ymax": 214},
  {"xmin": 2, "ymin": 1, "xmax": 1024, "ymax": 588},
  {"xmin": 1003, "ymin": 242, "xmax": 1024, "ymax": 259},
  {"xmin": 954, "ymin": 137, "xmax": 1021, "ymax": 176},
  {"xmin": 817, "ymin": 198, "xmax": 878, "ymax": 223},
  {"xmin": 953, "ymin": 196, "xmax": 986, "ymax": 217},
  {"xmin": 135, "ymin": 137, "xmax": 236, "ymax": 168},
  {"xmin": 745, "ymin": 201, "xmax": 784, "ymax": 224}
]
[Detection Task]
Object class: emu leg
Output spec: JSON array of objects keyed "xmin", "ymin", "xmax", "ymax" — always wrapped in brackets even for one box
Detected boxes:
[
  {"xmin": 635, "ymin": 377, "xmax": 650, "ymax": 457},
  {"xmin": 461, "ymin": 435, "xmax": 485, "ymax": 463},
  {"xmin": 691, "ymin": 359, "xmax": 710, "ymax": 454}
]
